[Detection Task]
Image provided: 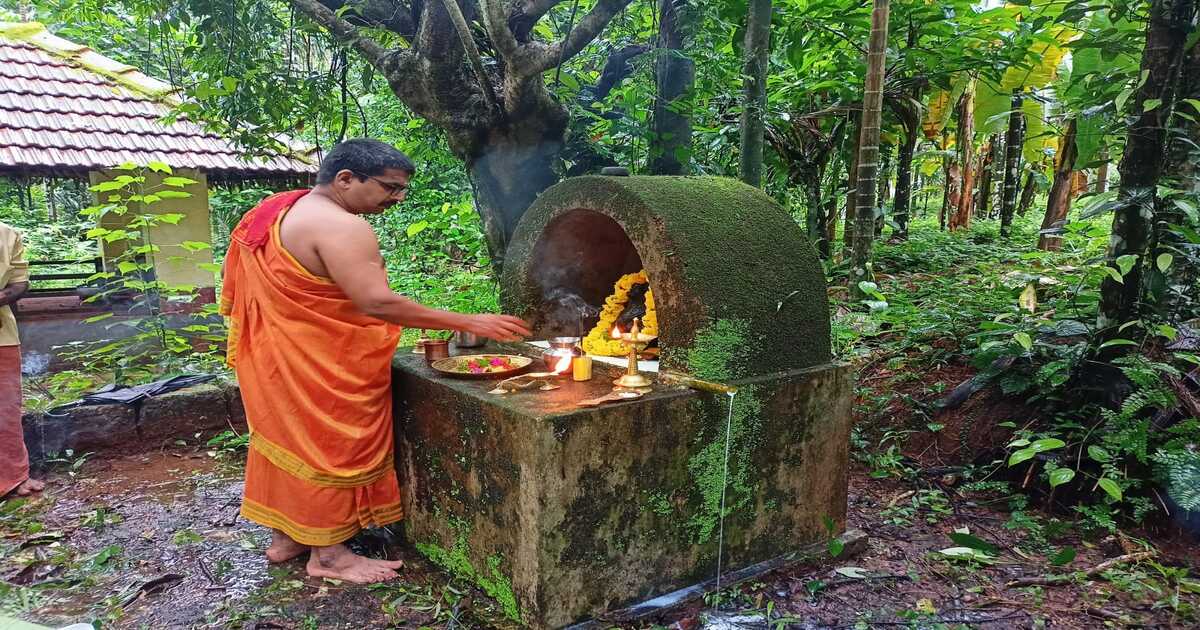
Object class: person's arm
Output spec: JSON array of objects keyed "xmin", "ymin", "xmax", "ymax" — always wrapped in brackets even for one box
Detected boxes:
[
  {"xmin": 316, "ymin": 217, "xmax": 530, "ymax": 341},
  {"xmin": 0, "ymin": 281, "xmax": 28, "ymax": 307}
]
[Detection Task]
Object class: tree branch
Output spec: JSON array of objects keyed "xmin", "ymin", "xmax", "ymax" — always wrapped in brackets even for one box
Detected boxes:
[
  {"xmin": 591, "ymin": 43, "xmax": 648, "ymax": 102},
  {"xmin": 509, "ymin": 0, "xmax": 564, "ymax": 40},
  {"xmin": 440, "ymin": 0, "xmax": 500, "ymax": 113},
  {"xmin": 288, "ymin": 0, "xmax": 393, "ymax": 69},
  {"xmin": 481, "ymin": 0, "xmax": 522, "ymax": 62},
  {"xmin": 534, "ymin": 0, "xmax": 635, "ymax": 73},
  {"xmin": 315, "ymin": 0, "xmax": 417, "ymax": 40}
]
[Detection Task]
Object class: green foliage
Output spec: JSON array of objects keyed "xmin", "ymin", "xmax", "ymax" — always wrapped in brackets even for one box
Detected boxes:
[
  {"xmin": 1153, "ymin": 448, "xmax": 1200, "ymax": 512},
  {"xmin": 414, "ymin": 517, "xmax": 522, "ymax": 623},
  {"xmin": 46, "ymin": 165, "xmax": 228, "ymax": 398}
]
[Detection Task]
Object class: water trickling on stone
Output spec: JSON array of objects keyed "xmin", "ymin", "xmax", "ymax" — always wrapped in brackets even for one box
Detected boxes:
[{"xmin": 715, "ymin": 390, "xmax": 737, "ymax": 595}]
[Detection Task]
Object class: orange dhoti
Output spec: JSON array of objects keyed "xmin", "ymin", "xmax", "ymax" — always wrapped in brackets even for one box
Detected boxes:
[{"xmin": 220, "ymin": 190, "xmax": 404, "ymax": 546}]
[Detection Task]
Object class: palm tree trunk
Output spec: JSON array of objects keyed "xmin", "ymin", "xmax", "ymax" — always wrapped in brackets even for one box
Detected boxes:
[
  {"xmin": 850, "ymin": 0, "xmax": 890, "ymax": 298},
  {"xmin": 1000, "ymin": 91, "xmax": 1025, "ymax": 236}
]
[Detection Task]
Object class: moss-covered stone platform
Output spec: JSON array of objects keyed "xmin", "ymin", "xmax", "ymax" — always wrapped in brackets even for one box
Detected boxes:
[
  {"xmin": 500, "ymin": 175, "xmax": 831, "ymax": 376},
  {"xmin": 393, "ymin": 345, "xmax": 852, "ymax": 628}
]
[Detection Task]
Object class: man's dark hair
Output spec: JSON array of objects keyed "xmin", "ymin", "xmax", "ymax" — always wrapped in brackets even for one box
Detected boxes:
[{"xmin": 315, "ymin": 138, "xmax": 416, "ymax": 185}]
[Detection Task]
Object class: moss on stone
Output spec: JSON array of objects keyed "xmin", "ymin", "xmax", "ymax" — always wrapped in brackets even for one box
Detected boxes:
[
  {"xmin": 415, "ymin": 516, "xmax": 523, "ymax": 623},
  {"xmin": 682, "ymin": 319, "xmax": 767, "ymax": 545},
  {"xmin": 501, "ymin": 175, "xmax": 831, "ymax": 378},
  {"xmin": 559, "ymin": 469, "xmax": 638, "ymax": 570}
]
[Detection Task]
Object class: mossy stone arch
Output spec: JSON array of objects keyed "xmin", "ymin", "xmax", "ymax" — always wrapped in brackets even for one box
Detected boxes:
[{"xmin": 500, "ymin": 175, "xmax": 831, "ymax": 377}]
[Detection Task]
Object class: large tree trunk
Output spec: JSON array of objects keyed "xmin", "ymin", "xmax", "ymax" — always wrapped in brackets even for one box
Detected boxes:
[
  {"xmin": 949, "ymin": 86, "xmax": 975, "ymax": 230},
  {"xmin": 999, "ymin": 91, "xmax": 1025, "ymax": 236},
  {"xmin": 650, "ymin": 0, "xmax": 694, "ymax": 175},
  {"xmin": 466, "ymin": 120, "xmax": 566, "ymax": 265},
  {"xmin": 285, "ymin": 0, "xmax": 638, "ymax": 272},
  {"xmin": 1149, "ymin": 40, "xmax": 1200, "ymax": 320},
  {"xmin": 850, "ymin": 0, "xmax": 890, "ymax": 298},
  {"xmin": 1098, "ymin": 0, "xmax": 1198, "ymax": 336},
  {"xmin": 893, "ymin": 123, "xmax": 920, "ymax": 239},
  {"xmin": 739, "ymin": 0, "xmax": 772, "ymax": 187},
  {"xmin": 1039, "ymin": 119, "xmax": 1079, "ymax": 251}
]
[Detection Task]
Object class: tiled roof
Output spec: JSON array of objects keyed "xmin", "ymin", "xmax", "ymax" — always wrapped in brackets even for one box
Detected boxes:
[{"xmin": 0, "ymin": 21, "xmax": 317, "ymax": 181}]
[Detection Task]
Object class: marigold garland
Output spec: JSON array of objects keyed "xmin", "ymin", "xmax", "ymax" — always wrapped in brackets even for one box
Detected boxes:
[{"xmin": 582, "ymin": 270, "xmax": 658, "ymax": 356}]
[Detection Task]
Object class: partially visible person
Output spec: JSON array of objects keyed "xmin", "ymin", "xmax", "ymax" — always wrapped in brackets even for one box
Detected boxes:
[
  {"xmin": 0, "ymin": 221, "xmax": 40, "ymax": 499},
  {"xmin": 222, "ymin": 138, "xmax": 530, "ymax": 584}
]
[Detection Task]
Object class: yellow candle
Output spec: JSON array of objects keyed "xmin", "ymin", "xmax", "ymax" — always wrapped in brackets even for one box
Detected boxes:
[{"xmin": 572, "ymin": 355, "xmax": 593, "ymax": 381}]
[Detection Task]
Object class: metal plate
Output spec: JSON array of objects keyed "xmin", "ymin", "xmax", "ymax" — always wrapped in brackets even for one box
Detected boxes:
[{"xmin": 429, "ymin": 354, "xmax": 534, "ymax": 380}]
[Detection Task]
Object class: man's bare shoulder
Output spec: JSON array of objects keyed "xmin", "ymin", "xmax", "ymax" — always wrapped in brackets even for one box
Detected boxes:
[{"xmin": 287, "ymin": 196, "xmax": 375, "ymax": 239}]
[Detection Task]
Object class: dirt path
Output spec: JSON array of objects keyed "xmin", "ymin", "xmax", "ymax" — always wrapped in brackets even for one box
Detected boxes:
[{"xmin": 2, "ymin": 446, "xmax": 1197, "ymax": 628}]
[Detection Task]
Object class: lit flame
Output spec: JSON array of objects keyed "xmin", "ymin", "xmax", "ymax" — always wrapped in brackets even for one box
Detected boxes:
[
  {"xmin": 611, "ymin": 324, "xmax": 622, "ymax": 339},
  {"xmin": 552, "ymin": 353, "xmax": 572, "ymax": 375}
]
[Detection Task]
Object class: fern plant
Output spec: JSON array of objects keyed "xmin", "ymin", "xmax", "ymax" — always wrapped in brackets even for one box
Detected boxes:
[{"xmin": 1152, "ymin": 448, "xmax": 1200, "ymax": 512}]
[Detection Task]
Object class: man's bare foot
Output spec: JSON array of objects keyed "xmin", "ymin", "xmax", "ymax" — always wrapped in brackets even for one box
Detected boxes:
[
  {"xmin": 305, "ymin": 543, "xmax": 404, "ymax": 584},
  {"xmin": 14, "ymin": 478, "xmax": 44, "ymax": 496},
  {"xmin": 266, "ymin": 529, "xmax": 309, "ymax": 563}
]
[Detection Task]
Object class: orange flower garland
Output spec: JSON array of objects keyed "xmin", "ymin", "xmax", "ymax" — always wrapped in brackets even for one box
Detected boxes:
[{"xmin": 582, "ymin": 270, "xmax": 658, "ymax": 356}]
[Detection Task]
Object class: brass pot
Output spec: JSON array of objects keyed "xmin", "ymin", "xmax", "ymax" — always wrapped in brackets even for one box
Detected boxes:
[{"xmin": 423, "ymin": 339, "xmax": 450, "ymax": 363}]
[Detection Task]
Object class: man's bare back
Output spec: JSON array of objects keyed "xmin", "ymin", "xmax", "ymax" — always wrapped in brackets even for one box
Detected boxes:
[{"xmin": 278, "ymin": 193, "xmax": 380, "ymax": 280}]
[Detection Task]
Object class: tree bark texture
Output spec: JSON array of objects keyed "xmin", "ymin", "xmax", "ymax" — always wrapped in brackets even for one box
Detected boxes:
[
  {"xmin": 1039, "ymin": 119, "xmax": 1079, "ymax": 252},
  {"xmin": 875, "ymin": 143, "xmax": 894, "ymax": 237},
  {"xmin": 650, "ymin": 0, "xmax": 694, "ymax": 175},
  {"xmin": 286, "ymin": 0, "xmax": 637, "ymax": 271},
  {"xmin": 739, "ymin": 0, "xmax": 772, "ymax": 187},
  {"xmin": 850, "ymin": 0, "xmax": 890, "ymax": 297},
  {"xmin": 999, "ymin": 92, "xmax": 1025, "ymax": 236},
  {"xmin": 1149, "ymin": 40, "xmax": 1200, "ymax": 320},
  {"xmin": 844, "ymin": 111, "xmax": 862, "ymax": 252},
  {"xmin": 939, "ymin": 130, "xmax": 953, "ymax": 230},
  {"xmin": 893, "ymin": 128, "xmax": 918, "ymax": 239},
  {"xmin": 1098, "ymin": 0, "xmax": 1198, "ymax": 335},
  {"xmin": 975, "ymin": 136, "xmax": 998, "ymax": 220},
  {"xmin": 950, "ymin": 86, "xmax": 975, "ymax": 231},
  {"xmin": 1018, "ymin": 168, "xmax": 1038, "ymax": 216}
]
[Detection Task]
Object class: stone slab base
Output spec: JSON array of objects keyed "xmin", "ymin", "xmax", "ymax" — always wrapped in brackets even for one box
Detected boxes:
[{"xmin": 393, "ymin": 348, "xmax": 853, "ymax": 628}]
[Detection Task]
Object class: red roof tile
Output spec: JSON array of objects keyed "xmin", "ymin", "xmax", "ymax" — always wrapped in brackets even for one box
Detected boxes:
[{"xmin": 0, "ymin": 22, "xmax": 317, "ymax": 181}]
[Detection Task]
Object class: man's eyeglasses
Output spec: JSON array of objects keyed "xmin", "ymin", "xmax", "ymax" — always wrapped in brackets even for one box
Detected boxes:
[{"xmin": 353, "ymin": 171, "xmax": 408, "ymax": 195}]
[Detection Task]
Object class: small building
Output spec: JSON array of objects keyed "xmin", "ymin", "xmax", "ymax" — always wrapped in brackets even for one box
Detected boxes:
[{"xmin": 0, "ymin": 21, "xmax": 317, "ymax": 365}]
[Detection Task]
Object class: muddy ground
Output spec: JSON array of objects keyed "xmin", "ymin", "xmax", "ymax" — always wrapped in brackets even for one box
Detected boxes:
[{"xmin": 3, "ymin": 436, "xmax": 1198, "ymax": 629}]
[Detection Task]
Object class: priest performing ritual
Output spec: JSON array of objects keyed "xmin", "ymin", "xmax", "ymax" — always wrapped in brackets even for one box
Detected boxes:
[{"xmin": 220, "ymin": 138, "xmax": 530, "ymax": 584}]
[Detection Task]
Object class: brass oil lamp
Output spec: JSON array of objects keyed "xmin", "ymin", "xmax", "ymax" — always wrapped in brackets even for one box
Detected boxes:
[{"xmin": 612, "ymin": 317, "xmax": 655, "ymax": 394}]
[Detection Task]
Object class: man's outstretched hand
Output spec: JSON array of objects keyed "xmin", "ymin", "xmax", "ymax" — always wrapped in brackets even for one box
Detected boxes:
[{"xmin": 464, "ymin": 314, "xmax": 532, "ymax": 342}]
